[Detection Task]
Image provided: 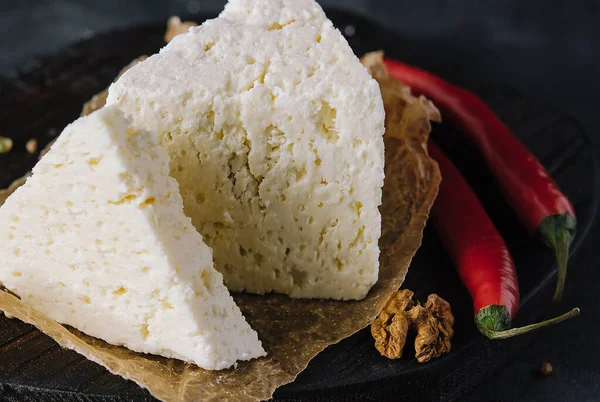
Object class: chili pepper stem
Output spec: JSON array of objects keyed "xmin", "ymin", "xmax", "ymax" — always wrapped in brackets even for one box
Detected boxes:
[
  {"xmin": 550, "ymin": 229, "xmax": 570, "ymax": 303},
  {"xmin": 537, "ymin": 213, "xmax": 577, "ymax": 304},
  {"xmin": 476, "ymin": 306, "xmax": 580, "ymax": 340}
]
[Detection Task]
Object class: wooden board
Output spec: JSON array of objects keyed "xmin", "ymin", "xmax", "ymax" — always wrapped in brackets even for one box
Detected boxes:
[{"xmin": 0, "ymin": 9, "xmax": 597, "ymax": 402}]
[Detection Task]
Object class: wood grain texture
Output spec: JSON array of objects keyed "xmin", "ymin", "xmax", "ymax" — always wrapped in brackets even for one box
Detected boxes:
[{"xmin": 0, "ymin": 9, "xmax": 597, "ymax": 402}]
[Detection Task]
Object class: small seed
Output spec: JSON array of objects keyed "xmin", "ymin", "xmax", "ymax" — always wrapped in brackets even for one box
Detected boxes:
[
  {"xmin": 539, "ymin": 361, "xmax": 553, "ymax": 376},
  {"xmin": 26, "ymin": 139, "xmax": 38, "ymax": 154},
  {"xmin": 0, "ymin": 137, "xmax": 13, "ymax": 154}
]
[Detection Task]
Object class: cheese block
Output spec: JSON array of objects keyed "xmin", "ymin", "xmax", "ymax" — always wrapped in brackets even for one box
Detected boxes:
[
  {"xmin": 0, "ymin": 106, "xmax": 265, "ymax": 370},
  {"xmin": 107, "ymin": 0, "xmax": 385, "ymax": 300}
]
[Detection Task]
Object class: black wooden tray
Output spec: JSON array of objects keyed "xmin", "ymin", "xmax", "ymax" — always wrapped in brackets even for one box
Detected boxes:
[{"xmin": 0, "ymin": 9, "xmax": 597, "ymax": 402}]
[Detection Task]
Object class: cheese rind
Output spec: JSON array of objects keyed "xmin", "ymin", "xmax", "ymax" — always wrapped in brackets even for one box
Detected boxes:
[
  {"xmin": 108, "ymin": 0, "xmax": 385, "ymax": 300},
  {"xmin": 0, "ymin": 106, "xmax": 265, "ymax": 370}
]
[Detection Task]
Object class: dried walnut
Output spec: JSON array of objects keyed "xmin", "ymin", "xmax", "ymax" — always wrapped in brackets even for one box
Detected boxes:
[
  {"xmin": 371, "ymin": 289, "xmax": 415, "ymax": 359},
  {"xmin": 371, "ymin": 290, "xmax": 454, "ymax": 363},
  {"xmin": 408, "ymin": 294, "xmax": 454, "ymax": 363}
]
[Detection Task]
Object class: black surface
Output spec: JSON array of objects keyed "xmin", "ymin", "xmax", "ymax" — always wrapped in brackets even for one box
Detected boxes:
[{"xmin": 0, "ymin": 5, "xmax": 599, "ymax": 402}]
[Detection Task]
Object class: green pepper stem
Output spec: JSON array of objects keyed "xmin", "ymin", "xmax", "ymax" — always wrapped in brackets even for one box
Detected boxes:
[
  {"xmin": 537, "ymin": 213, "xmax": 576, "ymax": 304},
  {"xmin": 485, "ymin": 308, "xmax": 580, "ymax": 339},
  {"xmin": 550, "ymin": 229, "xmax": 570, "ymax": 303}
]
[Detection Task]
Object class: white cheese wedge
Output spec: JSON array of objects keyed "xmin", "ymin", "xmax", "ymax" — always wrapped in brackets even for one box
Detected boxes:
[
  {"xmin": 107, "ymin": 0, "xmax": 385, "ymax": 300},
  {"xmin": 0, "ymin": 106, "xmax": 265, "ymax": 370}
]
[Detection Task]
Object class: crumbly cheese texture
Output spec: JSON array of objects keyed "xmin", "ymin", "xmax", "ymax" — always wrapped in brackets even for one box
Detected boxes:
[
  {"xmin": 107, "ymin": 0, "xmax": 385, "ymax": 300},
  {"xmin": 0, "ymin": 106, "xmax": 265, "ymax": 370}
]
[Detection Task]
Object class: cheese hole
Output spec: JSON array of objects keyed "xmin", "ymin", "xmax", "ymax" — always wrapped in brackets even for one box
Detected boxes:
[
  {"xmin": 11, "ymin": 216, "xmax": 19, "ymax": 223},
  {"xmin": 181, "ymin": 149, "xmax": 187, "ymax": 156},
  {"xmin": 355, "ymin": 201, "xmax": 363, "ymax": 218},
  {"xmin": 239, "ymin": 245, "xmax": 247, "ymax": 257},
  {"xmin": 201, "ymin": 271, "xmax": 212, "ymax": 292},
  {"xmin": 13, "ymin": 248, "xmax": 21, "ymax": 256},
  {"xmin": 291, "ymin": 268, "xmax": 308, "ymax": 287},
  {"xmin": 177, "ymin": 165, "xmax": 184, "ymax": 172},
  {"xmin": 8, "ymin": 234, "xmax": 14, "ymax": 240},
  {"xmin": 113, "ymin": 286, "xmax": 127, "ymax": 295},
  {"xmin": 294, "ymin": 167, "xmax": 306, "ymax": 180},
  {"xmin": 317, "ymin": 202, "xmax": 323, "ymax": 208},
  {"xmin": 140, "ymin": 324, "xmax": 150, "ymax": 339},
  {"xmin": 316, "ymin": 34, "xmax": 322, "ymax": 43},
  {"xmin": 140, "ymin": 197, "xmax": 156, "ymax": 207},
  {"xmin": 80, "ymin": 296, "xmax": 91, "ymax": 304},
  {"xmin": 141, "ymin": 266, "xmax": 151, "ymax": 273},
  {"xmin": 315, "ymin": 158, "xmax": 322, "ymax": 166},
  {"xmin": 167, "ymin": 132, "xmax": 173, "ymax": 141},
  {"xmin": 87, "ymin": 157, "xmax": 101, "ymax": 167},
  {"xmin": 12, "ymin": 272, "xmax": 22, "ymax": 277},
  {"xmin": 335, "ymin": 258, "xmax": 343, "ymax": 271},
  {"xmin": 359, "ymin": 269, "xmax": 365, "ymax": 275},
  {"xmin": 268, "ymin": 22, "xmax": 283, "ymax": 30}
]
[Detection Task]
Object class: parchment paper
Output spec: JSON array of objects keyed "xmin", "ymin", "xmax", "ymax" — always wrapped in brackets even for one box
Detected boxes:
[{"xmin": 0, "ymin": 52, "xmax": 441, "ymax": 402}]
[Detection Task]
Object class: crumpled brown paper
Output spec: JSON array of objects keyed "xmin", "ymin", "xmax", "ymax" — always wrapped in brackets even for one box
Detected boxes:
[{"xmin": 0, "ymin": 52, "xmax": 440, "ymax": 401}]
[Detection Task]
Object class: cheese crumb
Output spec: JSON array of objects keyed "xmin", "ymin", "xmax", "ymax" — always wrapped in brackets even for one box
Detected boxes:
[
  {"xmin": 0, "ymin": 137, "xmax": 13, "ymax": 154},
  {"xmin": 26, "ymin": 139, "xmax": 38, "ymax": 154}
]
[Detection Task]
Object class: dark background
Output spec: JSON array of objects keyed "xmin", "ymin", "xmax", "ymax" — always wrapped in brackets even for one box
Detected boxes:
[{"xmin": 1, "ymin": 1, "xmax": 599, "ymax": 401}]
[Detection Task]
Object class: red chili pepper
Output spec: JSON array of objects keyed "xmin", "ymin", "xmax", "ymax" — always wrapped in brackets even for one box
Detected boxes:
[
  {"xmin": 384, "ymin": 57, "xmax": 576, "ymax": 304},
  {"xmin": 428, "ymin": 141, "xmax": 579, "ymax": 338}
]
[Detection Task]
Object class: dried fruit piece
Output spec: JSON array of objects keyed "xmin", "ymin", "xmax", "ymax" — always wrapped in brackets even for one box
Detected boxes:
[
  {"xmin": 164, "ymin": 16, "xmax": 198, "ymax": 43},
  {"xmin": 0, "ymin": 137, "xmax": 13, "ymax": 154},
  {"xmin": 371, "ymin": 289, "xmax": 416, "ymax": 358},
  {"xmin": 26, "ymin": 139, "xmax": 38, "ymax": 154}
]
